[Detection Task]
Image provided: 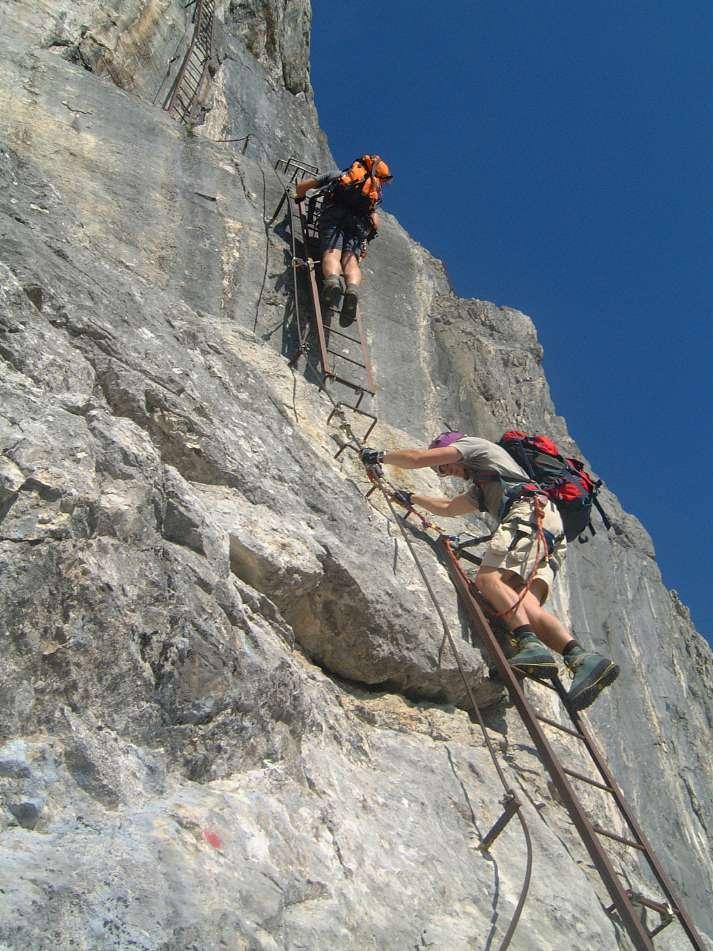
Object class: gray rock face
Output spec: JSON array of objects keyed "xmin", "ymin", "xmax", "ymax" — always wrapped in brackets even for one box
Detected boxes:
[{"xmin": 0, "ymin": 2, "xmax": 712, "ymax": 950}]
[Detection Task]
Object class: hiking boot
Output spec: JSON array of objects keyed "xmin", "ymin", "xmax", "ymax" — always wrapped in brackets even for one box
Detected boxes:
[
  {"xmin": 508, "ymin": 633, "xmax": 559, "ymax": 679},
  {"xmin": 565, "ymin": 647, "xmax": 619, "ymax": 711},
  {"xmin": 321, "ymin": 275, "xmax": 342, "ymax": 311},
  {"xmin": 340, "ymin": 285, "xmax": 359, "ymax": 326}
]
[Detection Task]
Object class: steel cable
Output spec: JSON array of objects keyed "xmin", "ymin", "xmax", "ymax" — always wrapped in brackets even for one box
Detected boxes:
[{"xmin": 362, "ymin": 467, "xmax": 533, "ymax": 951}]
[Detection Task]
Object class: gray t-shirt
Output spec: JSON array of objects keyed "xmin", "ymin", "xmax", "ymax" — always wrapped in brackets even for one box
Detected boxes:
[
  {"xmin": 313, "ymin": 170, "xmax": 341, "ymax": 189},
  {"xmin": 453, "ymin": 436, "xmax": 529, "ymax": 519}
]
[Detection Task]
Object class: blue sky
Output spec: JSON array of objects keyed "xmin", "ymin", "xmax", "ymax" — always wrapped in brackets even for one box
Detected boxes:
[{"xmin": 310, "ymin": 1, "xmax": 713, "ymax": 643}]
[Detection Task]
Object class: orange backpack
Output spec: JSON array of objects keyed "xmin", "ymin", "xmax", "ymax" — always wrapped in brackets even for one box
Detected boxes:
[{"xmin": 332, "ymin": 155, "xmax": 391, "ymax": 214}]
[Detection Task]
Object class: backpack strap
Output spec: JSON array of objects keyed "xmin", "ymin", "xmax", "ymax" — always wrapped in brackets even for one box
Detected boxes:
[
  {"xmin": 591, "ymin": 481, "xmax": 612, "ymax": 531},
  {"xmin": 366, "ymin": 154, "xmax": 384, "ymax": 209}
]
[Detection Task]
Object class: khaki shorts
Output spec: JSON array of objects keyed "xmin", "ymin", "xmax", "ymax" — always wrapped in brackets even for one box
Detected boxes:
[{"xmin": 480, "ymin": 497, "xmax": 567, "ymax": 602}]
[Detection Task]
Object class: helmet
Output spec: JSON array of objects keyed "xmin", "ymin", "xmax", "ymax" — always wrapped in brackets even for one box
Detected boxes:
[
  {"xmin": 362, "ymin": 155, "xmax": 393, "ymax": 181},
  {"xmin": 374, "ymin": 159, "xmax": 392, "ymax": 181},
  {"xmin": 429, "ymin": 431, "xmax": 465, "ymax": 450},
  {"xmin": 429, "ymin": 431, "xmax": 465, "ymax": 474}
]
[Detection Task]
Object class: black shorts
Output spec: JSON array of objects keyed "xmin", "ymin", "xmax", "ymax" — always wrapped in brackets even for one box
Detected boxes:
[{"xmin": 318, "ymin": 204, "xmax": 370, "ymax": 256}]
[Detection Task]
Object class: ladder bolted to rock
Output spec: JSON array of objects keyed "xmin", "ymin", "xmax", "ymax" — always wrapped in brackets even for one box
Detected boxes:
[
  {"xmin": 164, "ymin": 0, "xmax": 216, "ymax": 124},
  {"xmin": 439, "ymin": 536, "xmax": 706, "ymax": 951},
  {"xmin": 273, "ymin": 157, "xmax": 378, "ymax": 446}
]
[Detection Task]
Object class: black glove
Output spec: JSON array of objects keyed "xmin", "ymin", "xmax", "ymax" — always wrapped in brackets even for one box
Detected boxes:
[
  {"xmin": 360, "ymin": 447, "xmax": 384, "ymax": 467},
  {"xmin": 392, "ymin": 489, "xmax": 414, "ymax": 509}
]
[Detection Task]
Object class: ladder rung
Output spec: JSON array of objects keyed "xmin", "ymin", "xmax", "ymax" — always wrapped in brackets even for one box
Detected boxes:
[
  {"xmin": 324, "ymin": 328, "xmax": 361, "ymax": 344},
  {"xmin": 524, "ymin": 673, "xmax": 560, "ymax": 691},
  {"xmin": 606, "ymin": 891, "xmax": 673, "ymax": 920},
  {"xmin": 536, "ymin": 714, "xmax": 585, "ymax": 739},
  {"xmin": 632, "ymin": 894, "xmax": 672, "ymax": 916},
  {"xmin": 325, "ymin": 350, "xmax": 367, "ymax": 369},
  {"xmin": 330, "ymin": 374, "xmax": 375, "ymax": 395},
  {"xmin": 649, "ymin": 918, "xmax": 675, "ymax": 938},
  {"xmin": 562, "ymin": 767, "xmax": 614, "ymax": 793},
  {"xmin": 593, "ymin": 824, "xmax": 645, "ymax": 851},
  {"xmin": 334, "ymin": 400, "xmax": 368, "ymax": 414}
]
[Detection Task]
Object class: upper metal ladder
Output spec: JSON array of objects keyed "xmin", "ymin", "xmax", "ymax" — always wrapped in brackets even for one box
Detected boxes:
[
  {"xmin": 164, "ymin": 0, "xmax": 216, "ymax": 123},
  {"xmin": 273, "ymin": 157, "xmax": 378, "ymax": 445},
  {"xmin": 439, "ymin": 535, "xmax": 706, "ymax": 951}
]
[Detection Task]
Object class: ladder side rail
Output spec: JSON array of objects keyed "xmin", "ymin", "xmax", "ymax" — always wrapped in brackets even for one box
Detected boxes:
[
  {"xmin": 353, "ymin": 306, "xmax": 376, "ymax": 393},
  {"xmin": 567, "ymin": 709, "xmax": 707, "ymax": 950},
  {"xmin": 284, "ymin": 195, "xmax": 309, "ymax": 354},
  {"xmin": 164, "ymin": 0, "xmax": 206, "ymax": 113},
  {"xmin": 301, "ymin": 194, "xmax": 376, "ymax": 393},
  {"xmin": 165, "ymin": 0, "xmax": 214, "ymax": 119},
  {"xmin": 293, "ymin": 200, "xmax": 332, "ymax": 378},
  {"xmin": 437, "ymin": 537, "xmax": 655, "ymax": 951}
]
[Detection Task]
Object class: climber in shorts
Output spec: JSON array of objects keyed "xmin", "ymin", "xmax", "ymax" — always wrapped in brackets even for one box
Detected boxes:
[
  {"xmin": 360, "ymin": 431, "xmax": 620, "ymax": 711},
  {"xmin": 295, "ymin": 154, "xmax": 392, "ymax": 326}
]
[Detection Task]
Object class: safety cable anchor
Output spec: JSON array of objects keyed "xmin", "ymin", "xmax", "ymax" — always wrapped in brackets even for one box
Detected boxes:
[{"xmin": 478, "ymin": 791, "xmax": 522, "ymax": 852}]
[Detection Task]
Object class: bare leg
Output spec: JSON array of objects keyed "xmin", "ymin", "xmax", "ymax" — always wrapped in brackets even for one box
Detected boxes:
[
  {"xmin": 322, "ymin": 248, "xmax": 343, "ymax": 279},
  {"xmin": 341, "ymin": 251, "xmax": 362, "ymax": 286},
  {"xmin": 476, "ymin": 566, "xmax": 574, "ymax": 653}
]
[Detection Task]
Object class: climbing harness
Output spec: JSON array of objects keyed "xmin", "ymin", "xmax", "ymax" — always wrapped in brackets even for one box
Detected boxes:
[{"xmin": 485, "ymin": 492, "xmax": 551, "ymax": 623}]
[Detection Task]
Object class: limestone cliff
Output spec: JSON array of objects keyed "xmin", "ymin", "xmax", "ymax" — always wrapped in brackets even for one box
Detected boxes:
[{"xmin": 1, "ymin": 2, "xmax": 711, "ymax": 949}]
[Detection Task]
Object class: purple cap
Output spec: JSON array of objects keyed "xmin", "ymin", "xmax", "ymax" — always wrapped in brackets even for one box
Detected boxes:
[{"xmin": 429, "ymin": 431, "xmax": 465, "ymax": 450}]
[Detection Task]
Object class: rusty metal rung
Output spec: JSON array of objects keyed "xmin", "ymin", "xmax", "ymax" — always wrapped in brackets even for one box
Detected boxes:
[
  {"xmin": 479, "ymin": 793, "xmax": 521, "ymax": 852},
  {"xmin": 274, "ymin": 158, "xmax": 319, "ymax": 179},
  {"xmin": 630, "ymin": 893, "xmax": 673, "ymax": 916},
  {"xmin": 332, "ymin": 400, "xmax": 370, "ymax": 416},
  {"xmin": 324, "ymin": 328, "xmax": 361, "ymax": 344},
  {"xmin": 562, "ymin": 767, "xmax": 614, "ymax": 793},
  {"xmin": 606, "ymin": 890, "xmax": 673, "ymax": 926},
  {"xmin": 593, "ymin": 824, "xmax": 645, "ymax": 851},
  {"xmin": 536, "ymin": 714, "xmax": 586, "ymax": 739},
  {"xmin": 649, "ymin": 918, "xmax": 675, "ymax": 938},
  {"xmin": 329, "ymin": 374, "xmax": 375, "ymax": 396},
  {"xmin": 325, "ymin": 349, "xmax": 368, "ymax": 369}
]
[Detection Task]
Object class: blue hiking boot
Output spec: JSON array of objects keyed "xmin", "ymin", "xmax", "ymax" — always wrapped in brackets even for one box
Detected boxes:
[
  {"xmin": 508, "ymin": 633, "xmax": 559, "ymax": 680},
  {"xmin": 565, "ymin": 647, "xmax": 619, "ymax": 711}
]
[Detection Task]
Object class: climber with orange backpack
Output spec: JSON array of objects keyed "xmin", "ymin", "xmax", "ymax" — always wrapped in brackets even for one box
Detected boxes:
[
  {"xmin": 295, "ymin": 154, "xmax": 392, "ymax": 326},
  {"xmin": 359, "ymin": 430, "xmax": 619, "ymax": 711}
]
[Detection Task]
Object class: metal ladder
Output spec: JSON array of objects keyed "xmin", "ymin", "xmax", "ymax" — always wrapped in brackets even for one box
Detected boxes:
[
  {"xmin": 164, "ymin": 0, "xmax": 216, "ymax": 123},
  {"xmin": 438, "ymin": 535, "xmax": 706, "ymax": 951},
  {"xmin": 273, "ymin": 157, "xmax": 378, "ymax": 445}
]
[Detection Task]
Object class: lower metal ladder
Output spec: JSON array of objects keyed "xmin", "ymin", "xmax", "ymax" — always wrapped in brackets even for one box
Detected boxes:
[{"xmin": 439, "ymin": 536, "xmax": 706, "ymax": 951}]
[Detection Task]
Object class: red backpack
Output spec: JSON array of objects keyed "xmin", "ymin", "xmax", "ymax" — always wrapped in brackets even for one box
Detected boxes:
[{"xmin": 498, "ymin": 431, "xmax": 611, "ymax": 542}]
